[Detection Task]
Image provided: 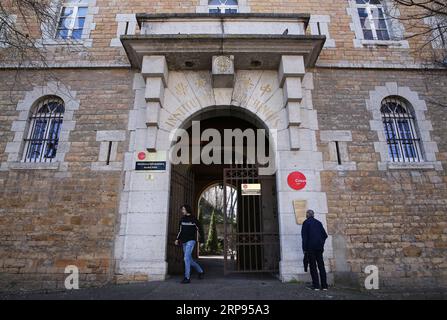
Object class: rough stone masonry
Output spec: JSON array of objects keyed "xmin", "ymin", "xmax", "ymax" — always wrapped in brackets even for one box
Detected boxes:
[{"xmin": 0, "ymin": 1, "xmax": 446, "ymax": 292}]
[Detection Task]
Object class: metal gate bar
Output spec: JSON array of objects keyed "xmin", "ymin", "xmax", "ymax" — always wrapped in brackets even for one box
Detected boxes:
[{"xmin": 223, "ymin": 164, "xmax": 279, "ymax": 274}]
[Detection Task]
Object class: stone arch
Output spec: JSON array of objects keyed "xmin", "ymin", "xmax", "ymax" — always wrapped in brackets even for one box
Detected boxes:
[
  {"xmin": 155, "ymin": 70, "xmax": 287, "ymax": 157},
  {"xmin": 116, "ymin": 59, "xmax": 332, "ymax": 283}
]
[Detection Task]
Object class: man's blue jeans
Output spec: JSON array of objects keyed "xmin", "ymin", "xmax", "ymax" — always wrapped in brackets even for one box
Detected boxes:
[{"xmin": 182, "ymin": 240, "xmax": 203, "ymax": 279}]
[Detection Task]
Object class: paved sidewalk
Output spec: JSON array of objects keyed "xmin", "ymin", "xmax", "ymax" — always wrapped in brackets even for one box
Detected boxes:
[
  {"xmin": 1, "ymin": 276, "xmax": 445, "ymax": 300},
  {"xmin": 1, "ymin": 257, "xmax": 445, "ymax": 300}
]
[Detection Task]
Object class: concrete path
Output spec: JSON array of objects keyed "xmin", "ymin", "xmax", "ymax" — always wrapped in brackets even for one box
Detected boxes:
[{"xmin": 1, "ymin": 257, "xmax": 445, "ymax": 300}]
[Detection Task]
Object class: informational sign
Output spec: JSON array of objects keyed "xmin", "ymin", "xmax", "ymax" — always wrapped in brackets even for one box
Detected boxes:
[
  {"xmin": 293, "ymin": 200, "xmax": 307, "ymax": 225},
  {"xmin": 135, "ymin": 161, "xmax": 166, "ymax": 171},
  {"xmin": 135, "ymin": 151, "xmax": 167, "ymax": 172},
  {"xmin": 287, "ymin": 171, "xmax": 307, "ymax": 191},
  {"xmin": 241, "ymin": 183, "xmax": 261, "ymax": 196}
]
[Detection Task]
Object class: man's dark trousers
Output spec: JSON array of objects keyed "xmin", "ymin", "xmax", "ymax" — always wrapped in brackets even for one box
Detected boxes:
[{"xmin": 307, "ymin": 250, "xmax": 327, "ymax": 289}]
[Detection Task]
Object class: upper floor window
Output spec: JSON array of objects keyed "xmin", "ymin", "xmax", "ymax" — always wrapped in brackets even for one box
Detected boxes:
[
  {"xmin": 0, "ymin": 14, "xmax": 16, "ymax": 47},
  {"xmin": 56, "ymin": 0, "xmax": 88, "ymax": 40},
  {"xmin": 355, "ymin": 0, "xmax": 390, "ymax": 41},
  {"xmin": 435, "ymin": 18, "xmax": 447, "ymax": 48},
  {"xmin": 426, "ymin": 15, "xmax": 447, "ymax": 49},
  {"xmin": 0, "ymin": 15, "xmax": 8, "ymax": 42},
  {"xmin": 24, "ymin": 96, "xmax": 65, "ymax": 163},
  {"xmin": 381, "ymin": 97, "xmax": 422, "ymax": 163},
  {"xmin": 208, "ymin": 0, "xmax": 239, "ymax": 14}
]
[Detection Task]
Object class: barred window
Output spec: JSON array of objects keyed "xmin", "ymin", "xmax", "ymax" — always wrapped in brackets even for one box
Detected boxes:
[
  {"xmin": 23, "ymin": 96, "xmax": 65, "ymax": 163},
  {"xmin": 209, "ymin": 0, "xmax": 238, "ymax": 14},
  {"xmin": 56, "ymin": 0, "xmax": 88, "ymax": 40},
  {"xmin": 355, "ymin": 0, "xmax": 390, "ymax": 40},
  {"xmin": 381, "ymin": 97, "xmax": 422, "ymax": 163}
]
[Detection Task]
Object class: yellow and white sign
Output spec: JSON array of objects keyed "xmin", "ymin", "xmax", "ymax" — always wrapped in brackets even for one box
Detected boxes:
[
  {"xmin": 241, "ymin": 183, "xmax": 261, "ymax": 196},
  {"xmin": 293, "ymin": 200, "xmax": 307, "ymax": 225}
]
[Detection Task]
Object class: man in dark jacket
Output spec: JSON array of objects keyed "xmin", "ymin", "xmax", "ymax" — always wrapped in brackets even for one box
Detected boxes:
[
  {"xmin": 175, "ymin": 204, "xmax": 205, "ymax": 283},
  {"xmin": 301, "ymin": 209, "xmax": 328, "ymax": 291}
]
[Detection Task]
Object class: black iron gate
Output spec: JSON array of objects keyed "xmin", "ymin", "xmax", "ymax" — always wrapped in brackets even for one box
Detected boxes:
[
  {"xmin": 223, "ymin": 164, "xmax": 280, "ymax": 274},
  {"xmin": 167, "ymin": 166, "xmax": 195, "ymax": 275}
]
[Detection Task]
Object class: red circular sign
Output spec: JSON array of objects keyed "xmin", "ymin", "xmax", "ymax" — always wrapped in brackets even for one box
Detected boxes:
[
  {"xmin": 138, "ymin": 152, "xmax": 146, "ymax": 160},
  {"xmin": 287, "ymin": 171, "xmax": 307, "ymax": 190}
]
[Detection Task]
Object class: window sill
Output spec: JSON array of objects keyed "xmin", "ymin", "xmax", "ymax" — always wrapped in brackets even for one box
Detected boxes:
[
  {"xmin": 39, "ymin": 38, "xmax": 92, "ymax": 48},
  {"xmin": 379, "ymin": 161, "xmax": 443, "ymax": 171},
  {"xmin": 8, "ymin": 162, "xmax": 60, "ymax": 170},
  {"xmin": 359, "ymin": 39, "xmax": 409, "ymax": 48}
]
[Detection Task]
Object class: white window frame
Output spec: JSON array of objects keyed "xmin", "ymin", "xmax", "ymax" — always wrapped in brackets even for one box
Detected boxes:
[
  {"xmin": 355, "ymin": 0, "xmax": 390, "ymax": 41},
  {"xmin": 208, "ymin": 0, "xmax": 239, "ymax": 14},
  {"xmin": 1, "ymin": 82, "xmax": 80, "ymax": 172},
  {"xmin": 424, "ymin": 16, "xmax": 447, "ymax": 49},
  {"xmin": 196, "ymin": 0, "xmax": 250, "ymax": 13},
  {"xmin": 347, "ymin": 0, "xmax": 409, "ymax": 48},
  {"xmin": 39, "ymin": 0, "xmax": 98, "ymax": 48},
  {"xmin": 366, "ymin": 82, "xmax": 442, "ymax": 171},
  {"xmin": 381, "ymin": 99, "xmax": 423, "ymax": 163},
  {"xmin": 0, "ymin": 14, "xmax": 17, "ymax": 48},
  {"xmin": 55, "ymin": 1, "xmax": 89, "ymax": 40},
  {"xmin": 23, "ymin": 98, "xmax": 65, "ymax": 163}
]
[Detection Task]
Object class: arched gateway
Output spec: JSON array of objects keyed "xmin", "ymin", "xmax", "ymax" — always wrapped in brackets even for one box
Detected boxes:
[
  {"xmin": 166, "ymin": 107, "xmax": 280, "ymax": 275},
  {"xmin": 114, "ymin": 13, "xmax": 333, "ymax": 283}
]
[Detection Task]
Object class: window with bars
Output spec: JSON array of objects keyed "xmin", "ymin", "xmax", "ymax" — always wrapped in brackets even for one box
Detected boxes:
[
  {"xmin": 208, "ymin": 0, "xmax": 239, "ymax": 14},
  {"xmin": 56, "ymin": 0, "xmax": 88, "ymax": 40},
  {"xmin": 23, "ymin": 97, "xmax": 65, "ymax": 163},
  {"xmin": 381, "ymin": 97, "xmax": 422, "ymax": 163},
  {"xmin": 355, "ymin": 0, "xmax": 390, "ymax": 40}
]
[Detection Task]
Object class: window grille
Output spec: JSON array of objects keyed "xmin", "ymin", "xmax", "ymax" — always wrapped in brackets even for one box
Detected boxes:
[
  {"xmin": 23, "ymin": 96, "xmax": 65, "ymax": 163},
  {"xmin": 381, "ymin": 96, "xmax": 422, "ymax": 163}
]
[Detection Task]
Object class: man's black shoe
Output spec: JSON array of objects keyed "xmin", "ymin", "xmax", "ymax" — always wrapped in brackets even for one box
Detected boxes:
[
  {"xmin": 198, "ymin": 271, "xmax": 205, "ymax": 280},
  {"xmin": 181, "ymin": 278, "xmax": 190, "ymax": 284}
]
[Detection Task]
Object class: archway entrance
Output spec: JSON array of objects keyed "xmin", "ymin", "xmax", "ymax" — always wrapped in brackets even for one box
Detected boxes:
[{"xmin": 166, "ymin": 107, "xmax": 280, "ymax": 278}]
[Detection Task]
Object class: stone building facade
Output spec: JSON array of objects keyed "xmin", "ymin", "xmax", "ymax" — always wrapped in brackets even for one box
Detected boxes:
[{"xmin": 0, "ymin": 0, "xmax": 446, "ymax": 291}]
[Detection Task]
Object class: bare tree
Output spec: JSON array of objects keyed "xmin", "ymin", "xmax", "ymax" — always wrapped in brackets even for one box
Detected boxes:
[
  {"xmin": 0, "ymin": 1, "xmax": 86, "ymax": 100},
  {"xmin": 384, "ymin": 1, "xmax": 447, "ymax": 108},
  {"xmin": 389, "ymin": 0, "xmax": 447, "ymax": 66},
  {"xmin": 0, "ymin": 0, "xmax": 56, "ymax": 67}
]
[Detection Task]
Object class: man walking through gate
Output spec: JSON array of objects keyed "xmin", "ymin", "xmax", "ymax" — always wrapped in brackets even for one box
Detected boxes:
[
  {"xmin": 301, "ymin": 209, "xmax": 328, "ymax": 291},
  {"xmin": 175, "ymin": 204, "xmax": 205, "ymax": 284}
]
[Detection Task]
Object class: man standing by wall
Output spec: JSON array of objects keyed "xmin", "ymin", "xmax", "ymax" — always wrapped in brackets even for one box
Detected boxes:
[{"xmin": 302, "ymin": 209, "xmax": 328, "ymax": 291}]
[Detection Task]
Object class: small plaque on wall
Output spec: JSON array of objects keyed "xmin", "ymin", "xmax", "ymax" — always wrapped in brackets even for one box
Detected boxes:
[{"xmin": 293, "ymin": 200, "xmax": 307, "ymax": 225}]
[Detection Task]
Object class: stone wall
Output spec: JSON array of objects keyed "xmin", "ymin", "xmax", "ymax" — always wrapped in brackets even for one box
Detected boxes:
[
  {"xmin": 313, "ymin": 68, "xmax": 447, "ymax": 289},
  {"xmin": 0, "ymin": 69, "xmax": 134, "ymax": 291},
  {"xmin": 0, "ymin": 0, "xmax": 446, "ymax": 292},
  {"xmin": 0, "ymin": 67, "xmax": 445, "ymax": 291},
  {"xmin": 0, "ymin": 1, "xmax": 441, "ymax": 67}
]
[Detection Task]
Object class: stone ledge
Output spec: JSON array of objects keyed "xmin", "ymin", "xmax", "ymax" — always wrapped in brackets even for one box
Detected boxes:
[
  {"xmin": 379, "ymin": 161, "xmax": 443, "ymax": 171},
  {"xmin": 359, "ymin": 39, "xmax": 409, "ymax": 49},
  {"xmin": 7, "ymin": 162, "xmax": 60, "ymax": 170}
]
